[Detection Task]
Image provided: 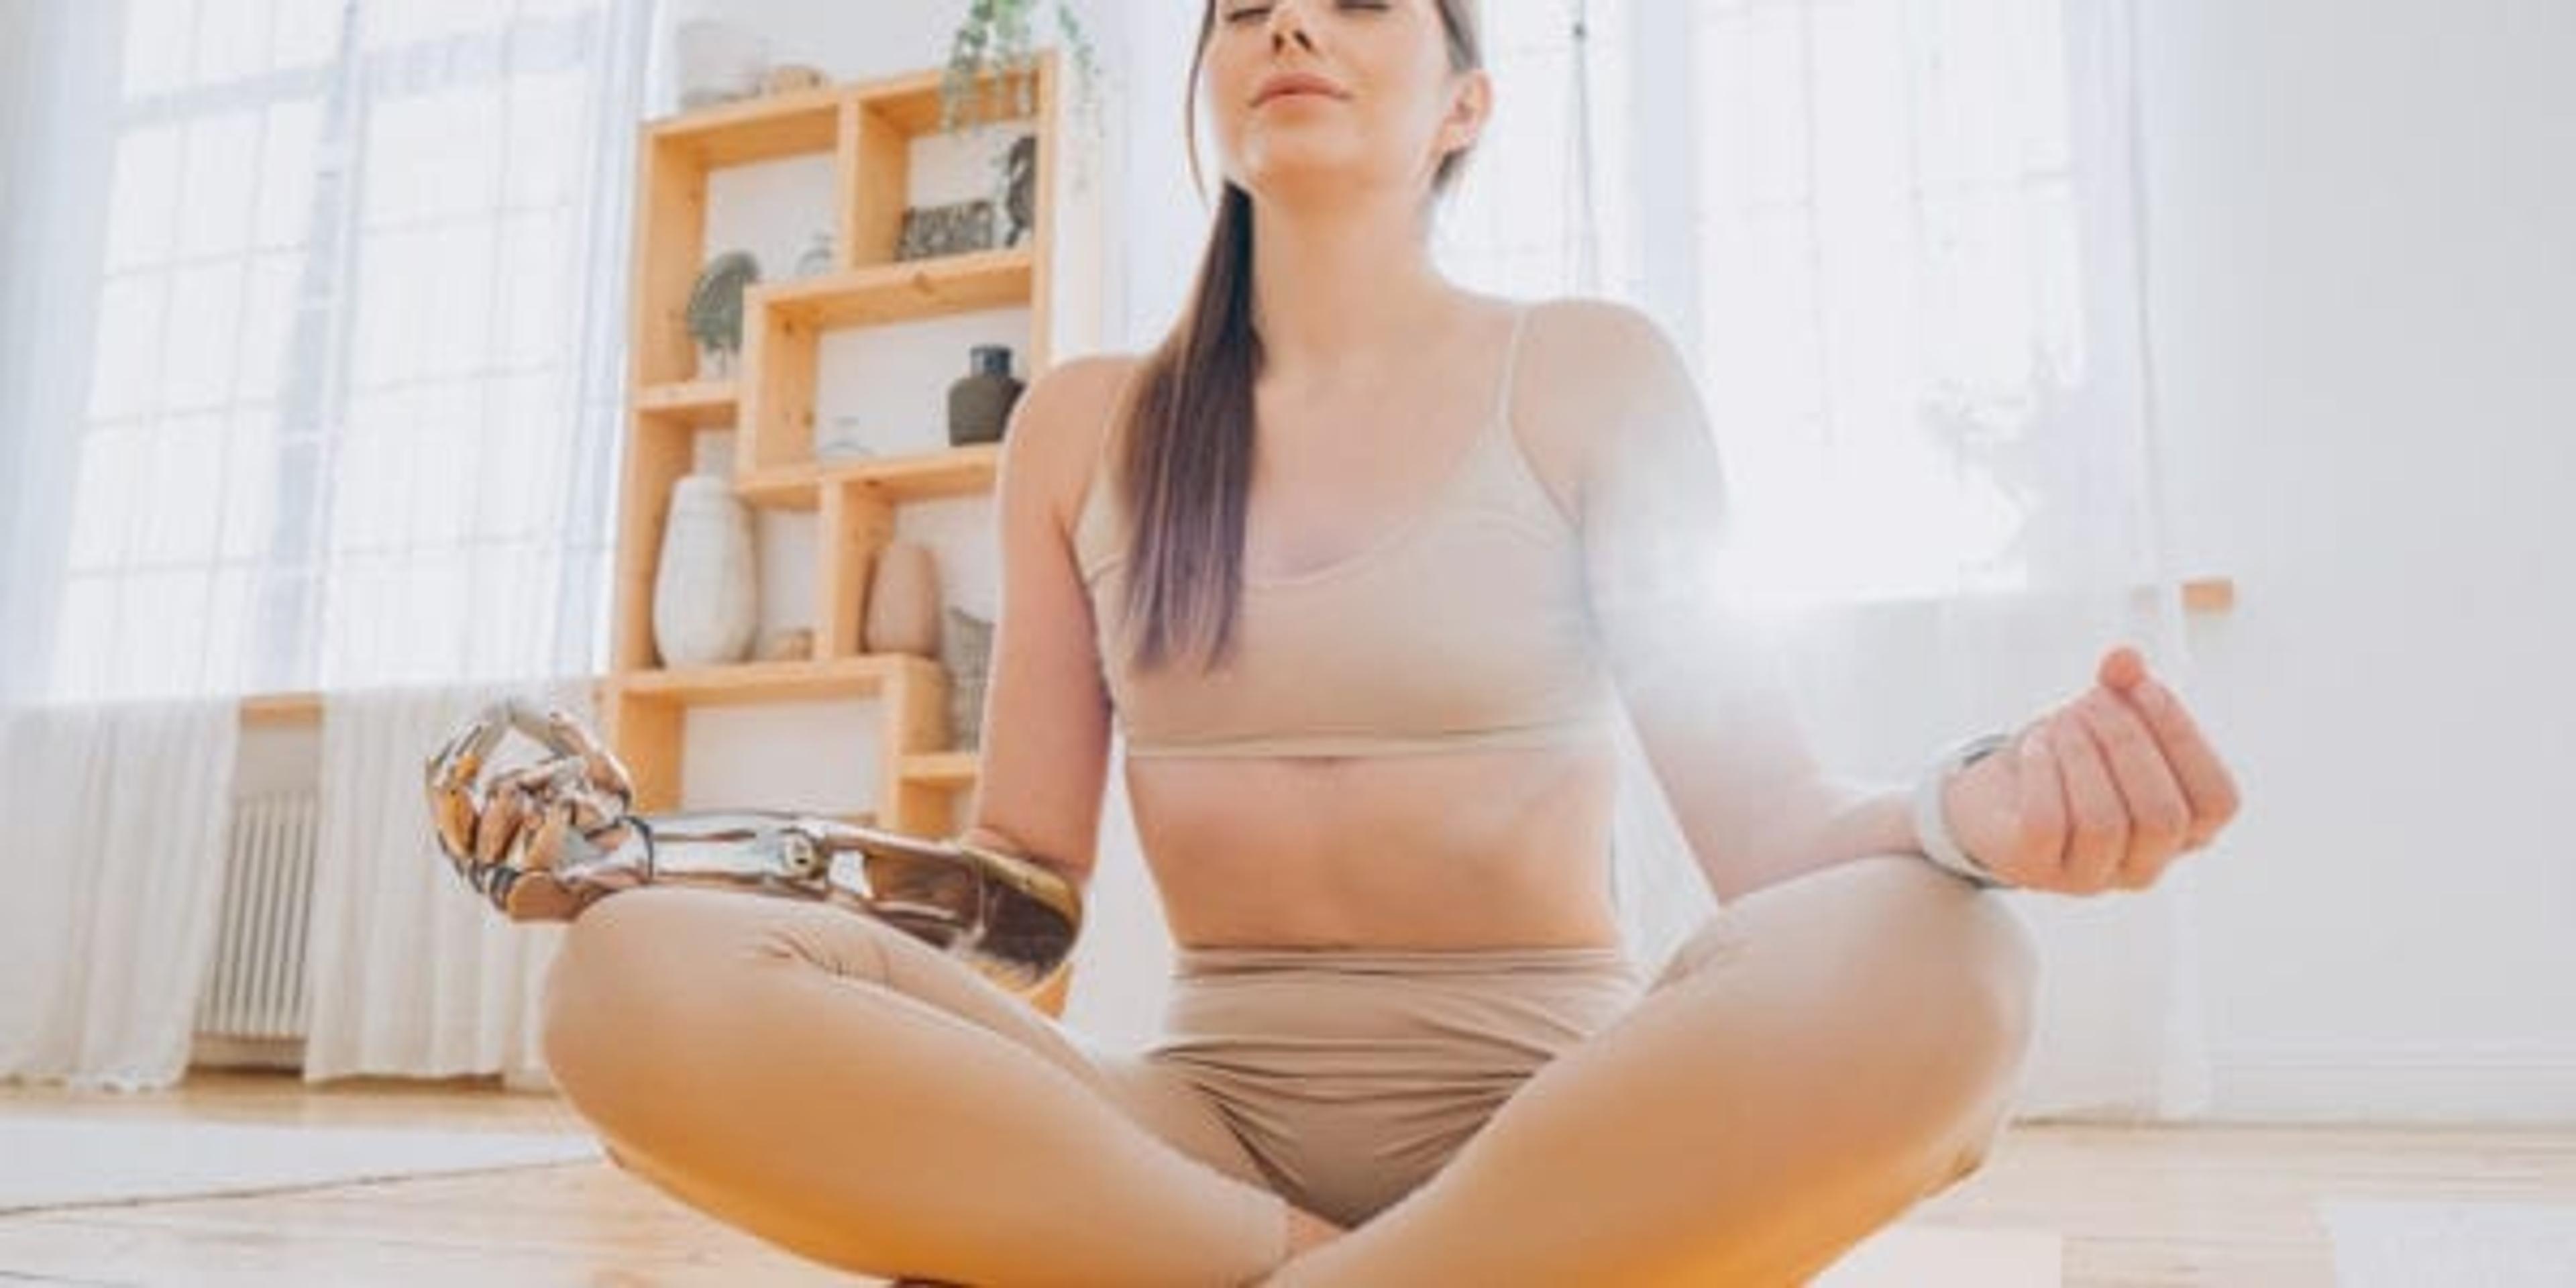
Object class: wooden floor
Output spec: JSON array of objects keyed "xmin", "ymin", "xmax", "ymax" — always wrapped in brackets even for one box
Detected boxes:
[{"xmin": 3, "ymin": 1069, "xmax": 2572, "ymax": 1285}]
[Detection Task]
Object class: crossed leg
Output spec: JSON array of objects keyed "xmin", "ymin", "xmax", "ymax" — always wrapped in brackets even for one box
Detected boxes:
[
  {"xmin": 537, "ymin": 885, "xmax": 1296, "ymax": 1287},
  {"xmin": 1267, "ymin": 853, "xmax": 2043, "ymax": 1287}
]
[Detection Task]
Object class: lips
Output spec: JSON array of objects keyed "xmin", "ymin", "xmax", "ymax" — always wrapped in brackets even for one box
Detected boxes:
[{"xmin": 1254, "ymin": 72, "xmax": 1347, "ymax": 105}]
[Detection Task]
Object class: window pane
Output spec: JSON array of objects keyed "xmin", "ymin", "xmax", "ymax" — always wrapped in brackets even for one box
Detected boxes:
[
  {"xmin": 53, "ymin": 577, "xmax": 117, "ymax": 700},
  {"xmin": 202, "ymin": 568, "xmax": 258, "ymax": 694},
  {"xmin": 271, "ymin": 0, "xmax": 345, "ymax": 70},
  {"xmin": 350, "ymin": 226, "xmax": 429, "ymax": 388},
  {"xmin": 364, "ymin": 0, "xmax": 515, "ymax": 50},
  {"xmin": 255, "ymin": 101, "xmax": 323, "ymax": 249},
  {"xmin": 119, "ymin": 568, "xmax": 209, "ymax": 696},
  {"xmin": 496, "ymin": 209, "xmax": 569, "ymax": 369},
  {"xmin": 1697, "ymin": 206, "xmax": 1824, "ymax": 431},
  {"xmin": 103, "ymin": 125, "xmax": 182, "ymax": 271},
  {"xmin": 163, "ymin": 258, "xmax": 246, "ymax": 409},
  {"xmin": 193, "ymin": 0, "xmax": 273, "ymax": 87},
  {"xmin": 88, "ymin": 273, "xmax": 168, "ymax": 422},
  {"xmin": 178, "ymin": 110, "xmax": 262, "ymax": 260},
  {"xmin": 121, "ymin": 0, "xmax": 199, "ymax": 100},
  {"xmin": 502, "ymin": 68, "xmax": 586, "ymax": 211},
  {"xmin": 423, "ymin": 219, "xmax": 499, "ymax": 378},
  {"xmin": 235, "ymin": 252, "xmax": 302, "ymax": 403},
  {"xmin": 67, "ymin": 425, "xmax": 146, "ymax": 572},
  {"xmin": 133, "ymin": 413, "xmax": 228, "ymax": 567},
  {"xmin": 482, "ymin": 371, "xmax": 566, "ymax": 539},
  {"xmin": 1696, "ymin": 5, "xmax": 1811, "ymax": 211},
  {"xmin": 407, "ymin": 383, "xmax": 481, "ymax": 549},
  {"xmin": 362, "ymin": 86, "xmax": 504, "ymax": 228},
  {"xmin": 220, "ymin": 408, "xmax": 282, "ymax": 563}
]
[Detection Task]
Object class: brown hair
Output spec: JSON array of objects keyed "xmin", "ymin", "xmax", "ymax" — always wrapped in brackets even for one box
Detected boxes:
[{"xmin": 1108, "ymin": 0, "xmax": 1486, "ymax": 674}]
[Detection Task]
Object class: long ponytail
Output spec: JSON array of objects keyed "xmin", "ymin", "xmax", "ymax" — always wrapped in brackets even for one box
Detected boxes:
[{"xmin": 1114, "ymin": 0, "xmax": 1487, "ymax": 674}]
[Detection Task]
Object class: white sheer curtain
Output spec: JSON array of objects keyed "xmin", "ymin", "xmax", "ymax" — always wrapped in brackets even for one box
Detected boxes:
[
  {"xmin": 0, "ymin": 700, "xmax": 241, "ymax": 1091},
  {"xmin": 0, "ymin": 0, "xmax": 649, "ymax": 1085},
  {"xmin": 1084, "ymin": 0, "xmax": 2207, "ymax": 1120},
  {"xmin": 303, "ymin": 681, "xmax": 586, "ymax": 1086}
]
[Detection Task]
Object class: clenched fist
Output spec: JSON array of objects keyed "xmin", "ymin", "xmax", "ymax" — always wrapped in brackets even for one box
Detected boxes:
[{"xmin": 1942, "ymin": 645, "xmax": 2243, "ymax": 895}]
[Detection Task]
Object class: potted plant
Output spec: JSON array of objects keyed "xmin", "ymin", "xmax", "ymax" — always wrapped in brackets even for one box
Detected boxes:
[{"xmin": 940, "ymin": 0, "xmax": 1104, "ymax": 164}]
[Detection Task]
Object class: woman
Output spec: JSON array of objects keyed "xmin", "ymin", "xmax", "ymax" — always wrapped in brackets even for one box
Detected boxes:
[{"xmin": 515, "ymin": 2, "xmax": 2244, "ymax": 1284}]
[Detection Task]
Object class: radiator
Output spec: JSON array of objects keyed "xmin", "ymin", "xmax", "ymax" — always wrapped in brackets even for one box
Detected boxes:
[{"xmin": 195, "ymin": 792, "xmax": 319, "ymax": 1041}]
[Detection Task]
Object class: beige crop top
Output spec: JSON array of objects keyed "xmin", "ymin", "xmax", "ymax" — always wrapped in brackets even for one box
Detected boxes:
[{"xmin": 1071, "ymin": 303, "xmax": 1623, "ymax": 759}]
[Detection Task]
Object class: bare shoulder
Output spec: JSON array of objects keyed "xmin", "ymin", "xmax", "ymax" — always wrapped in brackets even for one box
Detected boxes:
[
  {"xmin": 1521, "ymin": 297, "xmax": 1694, "ymax": 412},
  {"xmin": 1511, "ymin": 298, "xmax": 1703, "ymax": 517},
  {"xmin": 1003, "ymin": 352, "xmax": 1150, "ymax": 532}
]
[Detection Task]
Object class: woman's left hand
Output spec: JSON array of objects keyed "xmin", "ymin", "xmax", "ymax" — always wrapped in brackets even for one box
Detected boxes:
[{"xmin": 1941, "ymin": 645, "xmax": 2244, "ymax": 895}]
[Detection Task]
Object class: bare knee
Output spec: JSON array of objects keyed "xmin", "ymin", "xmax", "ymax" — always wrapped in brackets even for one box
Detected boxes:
[
  {"xmin": 1803, "ymin": 855, "xmax": 2040, "ymax": 1195},
  {"xmin": 541, "ymin": 892, "xmax": 649, "ymax": 1101},
  {"xmin": 538, "ymin": 888, "xmax": 757, "ymax": 1134},
  {"xmin": 1845, "ymin": 853, "xmax": 2040, "ymax": 1187},
  {"xmin": 539, "ymin": 889, "xmax": 914, "ymax": 1121}
]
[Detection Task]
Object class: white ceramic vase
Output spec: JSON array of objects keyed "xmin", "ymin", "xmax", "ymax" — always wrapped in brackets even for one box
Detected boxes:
[
  {"xmin": 674, "ymin": 18, "xmax": 769, "ymax": 111},
  {"xmin": 652, "ymin": 474, "xmax": 758, "ymax": 668}
]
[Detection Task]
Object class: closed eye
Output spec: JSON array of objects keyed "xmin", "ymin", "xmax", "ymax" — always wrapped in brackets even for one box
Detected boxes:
[{"xmin": 1225, "ymin": 1, "xmax": 1395, "ymax": 25}]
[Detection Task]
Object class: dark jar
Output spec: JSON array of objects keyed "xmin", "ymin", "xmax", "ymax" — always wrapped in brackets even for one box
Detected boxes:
[{"xmin": 948, "ymin": 344, "xmax": 1024, "ymax": 447}]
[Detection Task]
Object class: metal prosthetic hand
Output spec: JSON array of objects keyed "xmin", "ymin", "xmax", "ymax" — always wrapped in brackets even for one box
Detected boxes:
[{"xmin": 423, "ymin": 698, "xmax": 1083, "ymax": 994}]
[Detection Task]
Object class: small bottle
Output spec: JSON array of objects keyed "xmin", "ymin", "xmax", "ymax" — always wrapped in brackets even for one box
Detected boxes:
[{"xmin": 947, "ymin": 344, "xmax": 1024, "ymax": 447}]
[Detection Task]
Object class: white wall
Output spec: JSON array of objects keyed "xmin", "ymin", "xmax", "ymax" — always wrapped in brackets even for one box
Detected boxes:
[{"xmin": 2139, "ymin": 0, "xmax": 2576, "ymax": 1120}]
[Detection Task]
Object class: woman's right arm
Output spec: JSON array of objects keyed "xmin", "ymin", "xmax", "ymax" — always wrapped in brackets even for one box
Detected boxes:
[{"xmin": 951, "ymin": 356, "xmax": 1137, "ymax": 897}]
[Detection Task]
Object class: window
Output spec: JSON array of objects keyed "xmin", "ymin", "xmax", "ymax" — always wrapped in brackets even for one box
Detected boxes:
[
  {"xmin": 1690, "ymin": 0, "xmax": 2090, "ymax": 613},
  {"xmin": 1432, "ymin": 0, "xmax": 2111, "ymax": 621},
  {"xmin": 49, "ymin": 0, "xmax": 641, "ymax": 701}
]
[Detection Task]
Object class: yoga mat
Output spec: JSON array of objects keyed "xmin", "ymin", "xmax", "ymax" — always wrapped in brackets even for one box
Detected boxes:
[
  {"xmin": 2322, "ymin": 1198, "xmax": 2576, "ymax": 1287},
  {"xmin": 0, "ymin": 1116, "xmax": 602, "ymax": 1213},
  {"xmin": 1813, "ymin": 1222, "xmax": 2063, "ymax": 1287}
]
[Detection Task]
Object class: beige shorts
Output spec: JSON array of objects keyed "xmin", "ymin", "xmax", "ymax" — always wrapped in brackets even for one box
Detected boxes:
[{"xmin": 1144, "ymin": 943, "xmax": 1645, "ymax": 1229}]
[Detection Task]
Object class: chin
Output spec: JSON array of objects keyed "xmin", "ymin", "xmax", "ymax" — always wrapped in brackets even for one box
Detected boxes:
[{"xmin": 1235, "ymin": 148, "xmax": 1375, "ymax": 199}]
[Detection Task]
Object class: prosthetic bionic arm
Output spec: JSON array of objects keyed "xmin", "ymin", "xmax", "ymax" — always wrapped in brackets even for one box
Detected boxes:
[{"xmin": 423, "ymin": 697, "xmax": 1082, "ymax": 996}]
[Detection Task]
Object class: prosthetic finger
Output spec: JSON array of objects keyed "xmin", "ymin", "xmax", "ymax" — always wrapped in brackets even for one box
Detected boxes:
[
  {"xmin": 518, "ymin": 797, "xmax": 573, "ymax": 873},
  {"xmin": 468, "ymin": 784, "xmax": 517, "ymax": 870}
]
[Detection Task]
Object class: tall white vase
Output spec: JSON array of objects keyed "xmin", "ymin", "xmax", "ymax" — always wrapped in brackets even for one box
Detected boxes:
[{"xmin": 652, "ymin": 474, "xmax": 758, "ymax": 668}]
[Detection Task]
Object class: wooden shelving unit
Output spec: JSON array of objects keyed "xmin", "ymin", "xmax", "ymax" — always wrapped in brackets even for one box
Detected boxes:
[{"xmin": 607, "ymin": 54, "xmax": 1070, "ymax": 1010}]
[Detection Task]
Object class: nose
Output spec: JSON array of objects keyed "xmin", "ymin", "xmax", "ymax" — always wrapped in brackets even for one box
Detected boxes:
[{"xmin": 1267, "ymin": 1, "xmax": 1318, "ymax": 53}]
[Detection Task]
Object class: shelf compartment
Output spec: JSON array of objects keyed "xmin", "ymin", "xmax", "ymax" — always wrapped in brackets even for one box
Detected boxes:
[
  {"xmin": 738, "ymin": 248, "xmax": 1032, "ymax": 476},
  {"xmin": 604, "ymin": 655, "xmax": 944, "ymax": 818},
  {"xmin": 736, "ymin": 443, "xmax": 1000, "ymax": 511}
]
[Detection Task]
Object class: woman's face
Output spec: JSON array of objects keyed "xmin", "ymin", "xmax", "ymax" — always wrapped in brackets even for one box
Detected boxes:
[{"xmin": 1199, "ymin": 0, "xmax": 1486, "ymax": 203}]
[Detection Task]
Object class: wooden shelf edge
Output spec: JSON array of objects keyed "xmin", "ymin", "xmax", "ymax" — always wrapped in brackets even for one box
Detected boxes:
[
  {"xmin": 239, "ymin": 692, "xmax": 321, "ymax": 728},
  {"xmin": 237, "ymin": 682, "xmax": 612, "ymax": 730},
  {"xmin": 737, "ymin": 443, "xmax": 1002, "ymax": 508},
  {"xmin": 900, "ymin": 750, "xmax": 981, "ymax": 788},
  {"xmin": 645, "ymin": 86, "xmax": 844, "ymax": 167},
  {"xmin": 635, "ymin": 379, "xmax": 739, "ymax": 427},
  {"xmin": 2180, "ymin": 576, "xmax": 2236, "ymax": 615},
  {"xmin": 610, "ymin": 654, "xmax": 941, "ymax": 705},
  {"xmin": 754, "ymin": 247, "xmax": 1034, "ymax": 329},
  {"xmin": 643, "ymin": 56, "xmax": 1046, "ymax": 156}
]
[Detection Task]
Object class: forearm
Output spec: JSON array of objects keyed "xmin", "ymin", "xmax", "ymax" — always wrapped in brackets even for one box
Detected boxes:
[
  {"xmin": 955, "ymin": 820, "xmax": 1091, "ymax": 896},
  {"xmin": 1715, "ymin": 774, "xmax": 1918, "ymax": 901}
]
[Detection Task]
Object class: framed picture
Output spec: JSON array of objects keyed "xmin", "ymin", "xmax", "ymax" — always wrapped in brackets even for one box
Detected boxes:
[{"xmin": 896, "ymin": 200, "xmax": 998, "ymax": 262}]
